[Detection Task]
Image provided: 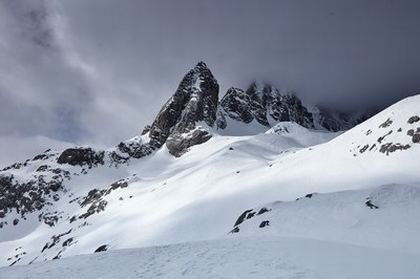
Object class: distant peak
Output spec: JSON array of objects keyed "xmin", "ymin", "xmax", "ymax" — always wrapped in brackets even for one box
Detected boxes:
[
  {"xmin": 226, "ymin": 87, "xmax": 244, "ymax": 93},
  {"xmin": 245, "ymin": 81, "xmax": 275, "ymax": 96},
  {"xmin": 146, "ymin": 61, "xmax": 219, "ymax": 156},
  {"xmin": 194, "ymin": 61, "xmax": 209, "ymax": 71}
]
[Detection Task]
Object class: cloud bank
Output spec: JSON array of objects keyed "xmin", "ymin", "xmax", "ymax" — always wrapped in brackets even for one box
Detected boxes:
[{"xmin": 1, "ymin": 0, "xmax": 420, "ymax": 165}]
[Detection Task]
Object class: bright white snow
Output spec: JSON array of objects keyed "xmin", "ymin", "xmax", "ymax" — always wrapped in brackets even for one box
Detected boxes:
[
  {"xmin": 0, "ymin": 95, "xmax": 419, "ymax": 278},
  {"xmin": 1, "ymin": 237, "xmax": 419, "ymax": 279}
]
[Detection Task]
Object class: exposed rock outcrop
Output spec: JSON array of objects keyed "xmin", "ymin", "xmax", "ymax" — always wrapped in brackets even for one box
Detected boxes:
[
  {"xmin": 57, "ymin": 148, "xmax": 104, "ymax": 167},
  {"xmin": 116, "ymin": 137, "xmax": 160, "ymax": 159},
  {"xmin": 218, "ymin": 81, "xmax": 374, "ymax": 132},
  {"xmin": 148, "ymin": 61, "xmax": 219, "ymax": 156},
  {"xmin": 219, "ymin": 82, "xmax": 314, "ymax": 130},
  {"xmin": 220, "ymin": 87, "xmax": 254, "ymax": 124},
  {"xmin": 222, "ymin": 82, "xmax": 314, "ymax": 128}
]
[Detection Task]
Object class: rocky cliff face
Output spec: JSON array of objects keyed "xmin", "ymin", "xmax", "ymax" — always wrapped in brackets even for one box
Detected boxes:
[
  {"xmin": 138, "ymin": 63, "xmax": 367, "ymax": 155},
  {"xmin": 219, "ymin": 82, "xmax": 313, "ymax": 131},
  {"xmin": 218, "ymin": 81, "xmax": 372, "ymax": 132},
  {"xmin": 148, "ymin": 61, "xmax": 219, "ymax": 156},
  {"xmin": 219, "ymin": 87, "xmax": 254, "ymax": 124}
]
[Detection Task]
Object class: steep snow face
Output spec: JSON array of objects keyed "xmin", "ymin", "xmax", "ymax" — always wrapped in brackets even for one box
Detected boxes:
[
  {"xmin": 250, "ymin": 94, "xmax": 420, "ymax": 197},
  {"xmin": 332, "ymin": 94, "xmax": 420, "ymax": 156}
]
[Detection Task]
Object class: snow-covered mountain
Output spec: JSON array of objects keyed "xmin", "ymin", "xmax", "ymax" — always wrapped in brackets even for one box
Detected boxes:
[{"xmin": 0, "ymin": 62, "xmax": 419, "ymax": 278}]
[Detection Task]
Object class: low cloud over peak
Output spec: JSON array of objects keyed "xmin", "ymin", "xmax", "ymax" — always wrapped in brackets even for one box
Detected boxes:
[{"xmin": 1, "ymin": 0, "xmax": 420, "ymax": 164}]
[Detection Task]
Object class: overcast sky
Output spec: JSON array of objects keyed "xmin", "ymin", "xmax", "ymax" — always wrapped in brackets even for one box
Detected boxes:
[{"xmin": 1, "ymin": 0, "xmax": 420, "ymax": 165}]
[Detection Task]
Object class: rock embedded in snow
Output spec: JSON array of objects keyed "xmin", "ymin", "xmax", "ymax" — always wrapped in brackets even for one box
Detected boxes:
[
  {"xmin": 117, "ymin": 137, "xmax": 159, "ymax": 159},
  {"xmin": 57, "ymin": 148, "xmax": 105, "ymax": 167},
  {"xmin": 407, "ymin": 115, "xmax": 420, "ymax": 124},
  {"xmin": 94, "ymin": 245, "xmax": 108, "ymax": 253},
  {"xmin": 413, "ymin": 133, "xmax": 420, "ymax": 143}
]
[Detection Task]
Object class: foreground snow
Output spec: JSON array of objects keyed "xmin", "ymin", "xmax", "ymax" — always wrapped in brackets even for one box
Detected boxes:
[{"xmin": 2, "ymin": 236, "xmax": 419, "ymax": 279}]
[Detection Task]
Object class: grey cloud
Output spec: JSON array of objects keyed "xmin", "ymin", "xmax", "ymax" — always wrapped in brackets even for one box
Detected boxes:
[
  {"xmin": 58, "ymin": 0, "xmax": 420, "ymax": 110},
  {"xmin": 0, "ymin": 0, "xmax": 92, "ymax": 140},
  {"xmin": 1, "ymin": 0, "xmax": 420, "ymax": 159}
]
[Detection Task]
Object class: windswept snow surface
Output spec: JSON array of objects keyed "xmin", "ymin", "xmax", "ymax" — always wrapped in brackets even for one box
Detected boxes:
[
  {"xmin": 0, "ymin": 237, "xmax": 420, "ymax": 279},
  {"xmin": 0, "ymin": 95, "xmax": 419, "ymax": 277},
  {"xmin": 2, "ymin": 237, "xmax": 420, "ymax": 279}
]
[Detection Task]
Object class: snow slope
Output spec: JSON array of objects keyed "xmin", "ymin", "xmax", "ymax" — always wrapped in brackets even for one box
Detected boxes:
[
  {"xmin": 0, "ymin": 94, "xmax": 419, "ymax": 277},
  {"xmin": 2, "ymin": 236, "xmax": 420, "ymax": 279},
  {"xmin": 230, "ymin": 183, "xmax": 420, "ymax": 253},
  {"xmin": 0, "ymin": 123, "xmax": 338, "ymax": 266}
]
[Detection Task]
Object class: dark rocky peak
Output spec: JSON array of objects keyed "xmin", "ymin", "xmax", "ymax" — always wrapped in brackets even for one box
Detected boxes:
[
  {"xmin": 148, "ymin": 61, "xmax": 219, "ymax": 156},
  {"xmin": 220, "ymin": 87, "xmax": 254, "ymax": 124},
  {"xmin": 219, "ymin": 80, "xmax": 375, "ymax": 132},
  {"xmin": 244, "ymin": 82, "xmax": 272, "ymax": 126},
  {"xmin": 219, "ymin": 82, "xmax": 314, "ymax": 129},
  {"xmin": 272, "ymin": 93, "xmax": 314, "ymax": 129},
  {"xmin": 245, "ymin": 81, "xmax": 314, "ymax": 128},
  {"xmin": 245, "ymin": 81, "xmax": 273, "ymax": 103},
  {"xmin": 53, "ymin": 62, "xmax": 219, "ymax": 165}
]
